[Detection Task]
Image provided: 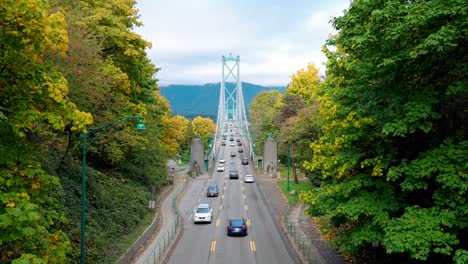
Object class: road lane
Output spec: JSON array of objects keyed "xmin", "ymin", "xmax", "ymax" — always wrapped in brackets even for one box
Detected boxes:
[{"xmin": 167, "ymin": 131, "xmax": 297, "ymax": 264}]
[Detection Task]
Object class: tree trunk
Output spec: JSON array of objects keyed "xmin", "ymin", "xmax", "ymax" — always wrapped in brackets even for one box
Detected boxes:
[{"xmin": 291, "ymin": 143, "xmax": 298, "ymax": 184}]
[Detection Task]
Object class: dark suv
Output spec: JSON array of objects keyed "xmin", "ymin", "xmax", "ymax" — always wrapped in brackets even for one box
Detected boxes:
[
  {"xmin": 229, "ymin": 170, "xmax": 239, "ymax": 179},
  {"xmin": 241, "ymin": 158, "xmax": 249, "ymax": 165},
  {"xmin": 206, "ymin": 184, "xmax": 219, "ymax": 197}
]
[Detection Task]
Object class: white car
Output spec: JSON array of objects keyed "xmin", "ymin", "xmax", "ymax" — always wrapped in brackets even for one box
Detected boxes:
[
  {"xmin": 230, "ymin": 142, "xmax": 235, "ymax": 147},
  {"xmin": 244, "ymin": 174, "xmax": 255, "ymax": 183},
  {"xmin": 193, "ymin": 204, "xmax": 212, "ymax": 223},
  {"xmin": 219, "ymin": 157, "xmax": 225, "ymax": 163},
  {"xmin": 217, "ymin": 164, "xmax": 225, "ymax": 172}
]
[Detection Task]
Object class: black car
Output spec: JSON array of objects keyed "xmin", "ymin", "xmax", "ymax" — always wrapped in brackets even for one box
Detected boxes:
[
  {"xmin": 231, "ymin": 152, "xmax": 236, "ymax": 157},
  {"xmin": 230, "ymin": 138, "xmax": 234, "ymax": 141},
  {"xmin": 227, "ymin": 218, "xmax": 248, "ymax": 236},
  {"xmin": 229, "ymin": 170, "xmax": 239, "ymax": 179},
  {"xmin": 237, "ymin": 142, "xmax": 242, "ymax": 146},
  {"xmin": 206, "ymin": 184, "xmax": 219, "ymax": 197},
  {"xmin": 236, "ymin": 139, "xmax": 240, "ymax": 142},
  {"xmin": 238, "ymin": 148, "xmax": 243, "ymax": 153},
  {"xmin": 221, "ymin": 141, "xmax": 226, "ymax": 146},
  {"xmin": 241, "ymin": 158, "xmax": 249, "ymax": 165}
]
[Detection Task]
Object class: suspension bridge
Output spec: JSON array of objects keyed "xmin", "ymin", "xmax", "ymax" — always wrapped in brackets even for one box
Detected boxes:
[
  {"xmin": 189, "ymin": 55, "xmax": 278, "ymax": 177},
  {"xmin": 138, "ymin": 55, "xmax": 303, "ymax": 264}
]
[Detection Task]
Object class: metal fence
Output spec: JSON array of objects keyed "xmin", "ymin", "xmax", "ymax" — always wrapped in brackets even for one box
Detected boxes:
[
  {"xmin": 143, "ymin": 179, "xmax": 189, "ymax": 264},
  {"xmin": 284, "ymin": 199, "xmax": 326, "ymax": 264}
]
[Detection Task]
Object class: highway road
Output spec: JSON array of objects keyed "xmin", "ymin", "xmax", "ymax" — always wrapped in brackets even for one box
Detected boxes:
[{"xmin": 166, "ymin": 132, "xmax": 297, "ymax": 264}]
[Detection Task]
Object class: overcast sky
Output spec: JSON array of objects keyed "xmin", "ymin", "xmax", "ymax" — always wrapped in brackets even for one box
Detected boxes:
[{"xmin": 134, "ymin": 0, "xmax": 350, "ymax": 86}]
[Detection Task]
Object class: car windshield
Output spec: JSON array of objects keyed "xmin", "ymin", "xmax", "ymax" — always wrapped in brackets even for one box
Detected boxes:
[
  {"xmin": 197, "ymin": 207, "xmax": 210, "ymax": 213},
  {"xmin": 208, "ymin": 186, "xmax": 217, "ymax": 191},
  {"xmin": 230, "ymin": 219, "xmax": 244, "ymax": 227}
]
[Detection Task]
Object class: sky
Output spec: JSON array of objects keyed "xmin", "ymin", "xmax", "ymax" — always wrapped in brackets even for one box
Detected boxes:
[{"xmin": 134, "ymin": 0, "xmax": 350, "ymax": 86}]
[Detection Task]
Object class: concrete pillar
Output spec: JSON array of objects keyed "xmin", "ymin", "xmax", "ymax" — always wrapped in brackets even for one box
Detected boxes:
[
  {"xmin": 263, "ymin": 137, "xmax": 278, "ymax": 177},
  {"xmin": 190, "ymin": 135, "xmax": 205, "ymax": 176}
]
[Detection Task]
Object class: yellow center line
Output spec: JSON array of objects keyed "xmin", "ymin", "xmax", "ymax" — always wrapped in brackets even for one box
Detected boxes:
[
  {"xmin": 222, "ymin": 194, "xmax": 224, "ymax": 199},
  {"xmin": 245, "ymin": 205, "xmax": 248, "ymax": 211},
  {"xmin": 242, "ymin": 186, "xmax": 244, "ymax": 190},
  {"xmin": 211, "ymin": 240, "xmax": 217, "ymax": 252},
  {"xmin": 247, "ymin": 218, "xmax": 251, "ymax": 226},
  {"xmin": 219, "ymin": 205, "xmax": 223, "ymax": 211},
  {"xmin": 250, "ymin": 240, "xmax": 256, "ymax": 252},
  {"xmin": 243, "ymin": 194, "xmax": 246, "ymax": 200},
  {"xmin": 216, "ymin": 218, "xmax": 220, "ymax": 226}
]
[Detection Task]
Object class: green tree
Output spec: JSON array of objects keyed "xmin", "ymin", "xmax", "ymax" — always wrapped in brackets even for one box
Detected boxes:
[
  {"xmin": 249, "ymin": 90, "xmax": 282, "ymax": 154},
  {"xmin": 281, "ymin": 64, "xmax": 323, "ymax": 184},
  {"xmin": 302, "ymin": 0, "xmax": 467, "ymax": 262},
  {"xmin": 279, "ymin": 105, "xmax": 321, "ymax": 184},
  {"xmin": 161, "ymin": 114, "xmax": 190, "ymax": 157},
  {"xmin": 0, "ymin": 125, "xmax": 72, "ymax": 263},
  {"xmin": 192, "ymin": 116, "xmax": 216, "ymax": 149},
  {"xmin": 0, "ymin": 0, "xmax": 94, "ymax": 262},
  {"xmin": 287, "ymin": 63, "xmax": 322, "ymax": 104},
  {"xmin": 0, "ymin": 0, "xmax": 92, "ymax": 137}
]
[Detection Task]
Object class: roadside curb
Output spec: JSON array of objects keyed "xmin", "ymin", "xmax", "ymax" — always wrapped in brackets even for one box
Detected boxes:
[
  {"xmin": 256, "ymin": 178, "xmax": 304, "ymax": 264},
  {"xmin": 160, "ymin": 177, "xmax": 192, "ymax": 264}
]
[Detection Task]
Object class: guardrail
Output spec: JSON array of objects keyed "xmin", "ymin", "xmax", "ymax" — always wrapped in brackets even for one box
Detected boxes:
[
  {"xmin": 143, "ymin": 179, "xmax": 190, "ymax": 264},
  {"xmin": 283, "ymin": 198, "xmax": 326, "ymax": 264}
]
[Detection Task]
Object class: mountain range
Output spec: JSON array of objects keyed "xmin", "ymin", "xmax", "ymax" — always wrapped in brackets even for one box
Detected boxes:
[{"xmin": 160, "ymin": 82, "xmax": 286, "ymax": 120}]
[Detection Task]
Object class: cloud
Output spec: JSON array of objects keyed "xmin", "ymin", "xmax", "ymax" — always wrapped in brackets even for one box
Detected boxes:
[{"xmin": 135, "ymin": 0, "xmax": 350, "ymax": 86}]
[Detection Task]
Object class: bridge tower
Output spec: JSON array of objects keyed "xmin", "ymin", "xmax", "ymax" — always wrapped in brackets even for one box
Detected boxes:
[
  {"xmin": 212, "ymin": 54, "xmax": 243, "ymax": 158},
  {"xmin": 221, "ymin": 55, "xmax": 241, "ymax": 122},
  {"xmin": 209, "ymin": 55, "xmax": 256, "ymax": 170}
]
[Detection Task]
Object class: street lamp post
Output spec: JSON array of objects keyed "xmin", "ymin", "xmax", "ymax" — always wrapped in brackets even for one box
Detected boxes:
[
  {"xmin": 80, "ymin": 116, "xmax": 146, "ymax": 264},
  {"xmin": 287, "ymin": 144, "xmax": 290, "ymax": 191}
]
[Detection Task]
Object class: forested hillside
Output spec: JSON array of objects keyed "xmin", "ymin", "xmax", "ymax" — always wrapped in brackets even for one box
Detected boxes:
[
  {"xmin": 160, "ymin": 82, "xmax": 285, "ymax": 119},
  {"xmin": 250, "ymin": 1, "xmax": 467, "ymax": 263},
  {"xmin": 0, "ymin": 0, "xmax": 192, "ymax": 263}
]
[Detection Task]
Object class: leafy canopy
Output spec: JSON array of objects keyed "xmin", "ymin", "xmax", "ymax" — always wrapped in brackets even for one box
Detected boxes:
[{"xmin": 299, "ymin": 0, "xmax": 467, "ymax": 262}]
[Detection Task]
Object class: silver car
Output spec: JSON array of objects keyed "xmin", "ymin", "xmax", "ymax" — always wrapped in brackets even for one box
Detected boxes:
[
  {"xmin": 244, "ymin": 174, "xmax": 255, "ymax": 183},
  {"xmin": 193, "ymin": 204, "xmax": 212, "ymax": 223}
]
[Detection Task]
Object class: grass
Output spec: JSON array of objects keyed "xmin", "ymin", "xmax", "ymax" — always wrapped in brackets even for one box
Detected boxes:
[
  {"xmin": 109, "ymin": 209, "xmax": 157, "ymax": 262},
  {"xmin": 276, "ymin": 178, "xmax": 313, "ymax": 204}
]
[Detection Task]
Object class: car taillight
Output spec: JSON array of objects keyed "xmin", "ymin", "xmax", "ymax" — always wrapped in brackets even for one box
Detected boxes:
[
  {"xmin": 228, "ymin": 226, "xmax": 233, "ymax": 230},
  {"xmin": 242, "ymin": 226, "xmax": 247, "ymax": 230}
]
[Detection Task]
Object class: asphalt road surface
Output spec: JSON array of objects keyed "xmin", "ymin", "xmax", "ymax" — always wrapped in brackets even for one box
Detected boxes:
[{"xmin": 166, "ymin": 133, "xmax": 297, "ymax": 264}]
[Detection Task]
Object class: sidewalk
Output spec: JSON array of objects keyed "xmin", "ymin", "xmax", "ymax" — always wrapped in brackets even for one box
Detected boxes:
[
  {"xmin": 256, "ymin": 175, "xmax": 346, "ymax": 264},
  {"xmin": 133, "ymin": 167, "xmax": 191, "ymax": 264}
]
